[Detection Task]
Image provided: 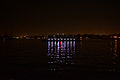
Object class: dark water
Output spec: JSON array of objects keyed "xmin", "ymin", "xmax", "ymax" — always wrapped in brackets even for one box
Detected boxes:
[{"xmin": 0, "ymin": 39, "xmax": 120, "ymax": 80}]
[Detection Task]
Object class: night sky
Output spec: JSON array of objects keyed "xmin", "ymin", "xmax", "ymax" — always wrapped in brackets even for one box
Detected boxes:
[{"xmin": 1, "ymin": 0, "xmax": 120, "ymax": 35}]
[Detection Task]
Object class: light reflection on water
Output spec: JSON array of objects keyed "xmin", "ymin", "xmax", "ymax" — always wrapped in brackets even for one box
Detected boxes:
[
  {"xmin": 48, "ymin": 40, "xmax": 75, "ymax": 71},
  {"xmin": 1, "ymin": 38, "xmax": 120, "ymax": 79},
  {"xmin": 1, "ymin": 38, "xmax": 119, "ymax": 73},
  {"xmin": 48, "ymin": 39, "xmax": 120, "ymax": 72},
  {"xmin": 112, "ymin": 39, "xmax": 119, "ymax": 72}
]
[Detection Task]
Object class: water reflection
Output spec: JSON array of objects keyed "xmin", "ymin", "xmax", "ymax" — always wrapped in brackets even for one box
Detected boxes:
[
  {"xmin": 112, "ymin": 39, "xmax": 119, "ymax": 72},
  {"xmin": 48, "ymin": 38, "xmax": 120, "ymax": 72},
  {"xmin": 48, "ymin": 39, "xmax": 76, "ymax": 71},
  {"xmin": 113, "ymin": 40, "xmax": 118, "ymax": 58}
]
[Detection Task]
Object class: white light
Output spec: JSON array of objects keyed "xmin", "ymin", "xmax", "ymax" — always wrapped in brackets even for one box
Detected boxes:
[
  {"xmin": 48, "ymin": 38, "xmax": 50, "ymax": 40},
  {"xmin": 16, "ymin": 37, "xmax": 19, "ymax": 39},
  {"xmin": 64, "ymin": 38, "xmax": 66, "ymax": 40},
  {"xmin": 51, "ymin": 62, "xmax": 53, "ymax": 63},
  {"xmin": 67, "ymin": 56, "xmax": 70, "ymax": 58},
  {"xmin": 61, "ymin": 38, "xmax": 63, "ymax": 40},
  {"xmin": 51, "ymin": 38, "xmax": 53, "ymax": 40},
  {"xmin": 54, "ymin": 38, "xmax": 56, "ymax": 40}
]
